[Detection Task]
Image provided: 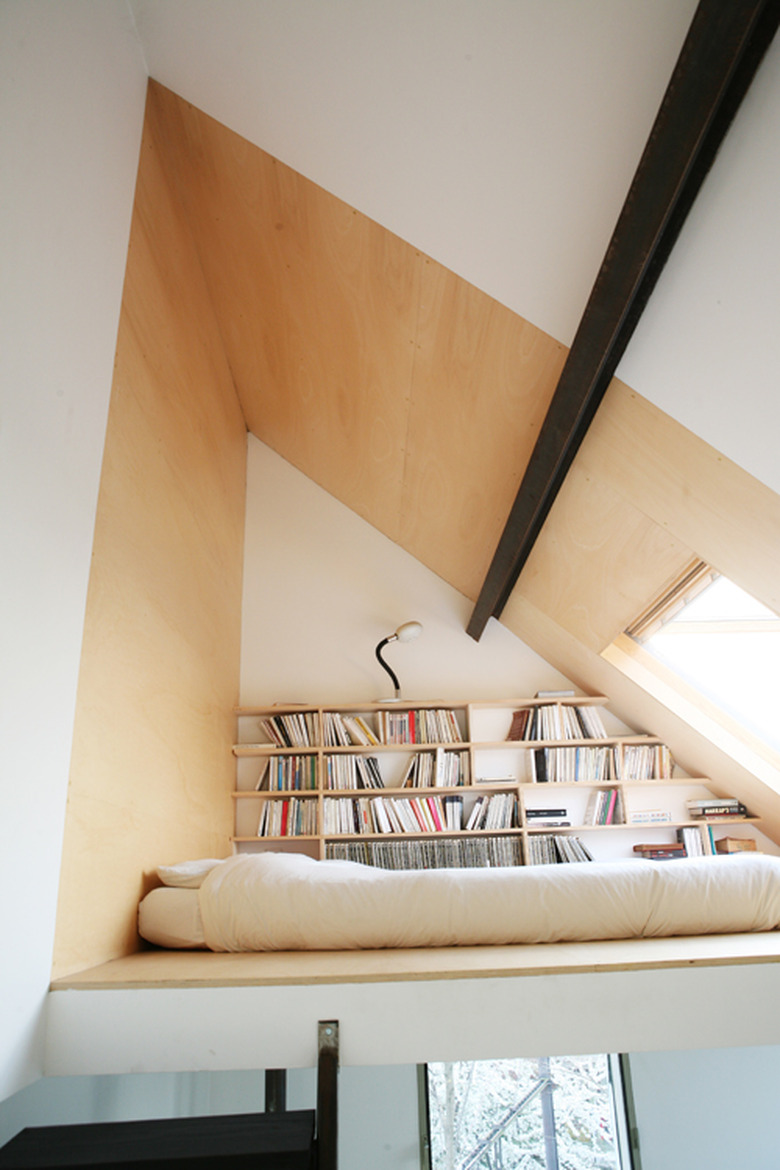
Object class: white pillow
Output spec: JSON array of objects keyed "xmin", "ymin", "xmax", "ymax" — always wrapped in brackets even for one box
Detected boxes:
[{"xmin": 156, "ymin": 858, "xmax": 225, "ymax": 889}]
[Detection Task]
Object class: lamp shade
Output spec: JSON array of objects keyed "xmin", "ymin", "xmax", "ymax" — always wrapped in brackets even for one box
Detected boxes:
[{"xmin": 394, "ymin": 621, "xmax": 423, "ymax": 643}]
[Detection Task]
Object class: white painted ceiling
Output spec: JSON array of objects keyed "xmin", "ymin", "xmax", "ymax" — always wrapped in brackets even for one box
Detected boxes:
[{"xmin": 129, "ymin": 0, "xmax": 780, "ymax": 497}]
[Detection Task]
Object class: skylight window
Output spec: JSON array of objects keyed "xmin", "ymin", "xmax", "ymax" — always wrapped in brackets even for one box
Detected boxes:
[{"xmin": 629, "ymin": 567, "xmax": 780, "ymax": 754}]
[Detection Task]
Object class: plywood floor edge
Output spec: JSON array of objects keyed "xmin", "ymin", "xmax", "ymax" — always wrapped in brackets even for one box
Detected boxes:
[{"xmin": 49, "ymin": 933, "xmax": 780, "ymax": 991}]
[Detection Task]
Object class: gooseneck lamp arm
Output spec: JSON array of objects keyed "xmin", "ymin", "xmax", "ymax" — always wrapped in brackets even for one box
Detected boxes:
[
  {"xmin": 374, "ymin": 621, "xmax": 423, "ymax": 701},
  {"xmin": 375, "ymin": 637, "xmax": 401, "ymax": 699}
]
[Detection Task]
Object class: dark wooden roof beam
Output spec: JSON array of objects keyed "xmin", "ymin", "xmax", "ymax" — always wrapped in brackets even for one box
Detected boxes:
[{"xmin": 467, "ymin": 0, "xmax": 780, "ymax": 640}]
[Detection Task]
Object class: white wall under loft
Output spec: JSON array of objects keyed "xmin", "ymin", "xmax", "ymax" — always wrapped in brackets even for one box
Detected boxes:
[
  {"xmin": 44, "ymin": 962, "xmax": 780, "ymax": 1079},
  {"xmin": 240, "ymin": 437, "xmax": 574, "ymax": 707},
  {"xmin": 0, "ymin": 0, "xmax": 147, "ymax": 1102},
  {"xmin": 628, "ymin": 1045, "xmax": 780, "ymax": 1170}
]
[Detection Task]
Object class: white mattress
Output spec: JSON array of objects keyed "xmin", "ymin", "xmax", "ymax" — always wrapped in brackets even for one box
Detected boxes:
[
  {"xmin": 138, "ymin": 886, "xmax": 207, "ymax": 949},
  {"xmin": 138, "ymin": 850, "xmax": 780, "ymax": 952}
]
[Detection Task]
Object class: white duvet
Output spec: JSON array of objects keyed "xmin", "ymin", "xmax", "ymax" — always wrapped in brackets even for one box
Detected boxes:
[{"xmin": 185, "ymin": 851, "xmax": 780, "ymax": 952}]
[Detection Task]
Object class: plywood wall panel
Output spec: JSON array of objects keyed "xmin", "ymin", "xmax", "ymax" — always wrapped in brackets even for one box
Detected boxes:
[
  {"xmin": 52, "ymin": 88, "xmax": 247, "ymax": 979},
  {"xmin": 517, "ymin": 460, "xmax": 693, "ymax": 651},
  {"xmin": 150, "ymin": 83, "xmax": 419, "ymax": 539},
  {"xmin": 579, "ymin": 382, "xmax": 780, "ymax": 617},
  {"xmin": 149, "ymin": 83, "xmax": 571, "ymax": 579}
]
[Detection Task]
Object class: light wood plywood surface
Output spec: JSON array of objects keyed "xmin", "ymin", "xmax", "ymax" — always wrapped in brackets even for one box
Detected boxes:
[
  {"xmin": 518, "ymin": 459, "xmax": 693, "ymax": 652},
  {"xmin": 51, "ymin": 933, "xmax": 780, "ymax": 992},
  {"xmin": 150, "ymin": 83, "xmax": 419, "ymax": 540},
  {"xmin": 150, "ymin": 83, "xmax": 566, "ymax": 591},
  {"xmin": 579, "ymin": 382, "xmax": 780, "ymax": 619},
  {"xmin": 52, "ymin": 88, "xmax": 247, "ymax": 980}
]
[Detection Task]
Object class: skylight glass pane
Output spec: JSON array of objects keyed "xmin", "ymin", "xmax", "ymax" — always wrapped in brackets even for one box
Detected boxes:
[
  {"xmin": 641, "ymin": 577, "xmax": 780, "ymax": 754},
  {"xmin": 670, "ymin": 577, "xmax": 774, "ymax": 622}
]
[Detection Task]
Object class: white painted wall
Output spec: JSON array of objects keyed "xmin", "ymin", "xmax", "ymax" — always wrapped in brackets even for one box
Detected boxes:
[
  {"xmin": 627, "ymin": 1045, "xmax": 780, "ymax": 1170},
  {"xmin": 0, "ymin": 0, "xmax": 147, "ymax": 1102},
  {"xmin": 618, "ymin": 32, "xmax": 780, "ymax": 500},
  {"xmin": 240, "ymin": 437, "xmax": 573, "ymax": 705},
  {"xmin": 43, "ymin": 964, "xmax": 780, "ymax": 1078}
]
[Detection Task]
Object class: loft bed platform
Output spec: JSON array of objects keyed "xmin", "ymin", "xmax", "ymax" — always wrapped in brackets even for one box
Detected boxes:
[
  {"xmin": 46, "ymin": 933, "xmax": 780, "ymax": 1079},
  {"xmin": 51, "ymin": 929, "xmax": 780, "ymax": 992},
  {"xmin": 45, "ymin": 854, "xmax": 780, "ymax": 1076}
]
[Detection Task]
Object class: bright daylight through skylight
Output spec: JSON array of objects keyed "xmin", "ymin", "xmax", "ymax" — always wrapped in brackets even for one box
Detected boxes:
[{"xmin": 640, "ymin": 575, "xmax": 780, "ymax": 755}]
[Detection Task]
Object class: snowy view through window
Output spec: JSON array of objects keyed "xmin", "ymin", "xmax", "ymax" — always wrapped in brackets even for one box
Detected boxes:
[{"xmin": 426, "ymin": 1055, "xmax": 628, "ymax": 1170}]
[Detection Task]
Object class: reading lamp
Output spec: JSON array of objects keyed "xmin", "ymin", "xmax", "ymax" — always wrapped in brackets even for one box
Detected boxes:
[{"xmin": 375, "ymin": 621, "xmax": 423, "ymax": 701}]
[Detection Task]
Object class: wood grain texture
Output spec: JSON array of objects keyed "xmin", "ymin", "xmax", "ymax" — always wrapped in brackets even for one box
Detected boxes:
[
  {"xmin": 52, "ymin": 88, "xmax": 247, "ymax": 980},
  {"xmin": 578, "ymin": 381, "xmax": 780, "ymax": 617},
  {"xmin": 400, "ymin": 258, "xmax": 566, "ymax": 598},
  {"xmin": 150, "ymin": 83, "xmax": 418, "ymax": 539},
  {"xmin": 149, "ymin": 84, "xmax": 566, "ymax": 587},
  {"xmin": 517, "ymin": 460, "xmax": 693, "ymax": 652},
  {"xmin": 51, "ymin": 931, "xmax": 780, "ymax": 991}
]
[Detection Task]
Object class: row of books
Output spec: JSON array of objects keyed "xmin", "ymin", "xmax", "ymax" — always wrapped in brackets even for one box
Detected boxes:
[
  {"xmin": 633, "ymin": 842, "xmax": 686, "ymax": 861},
  {"xmin": 257, "ymin": 797, "xmax": 317, "ymax": 837},
  {"xmin": 321, "ymin": 711, "xmax": 378, "ymax": 747},
  {"xmin": 636, "ymin": 829, "xmax": 758, "ymax": 860},
  {"xmin": 584, "ymin": 787, "xmax": 623, "ymax": 826},
  {"xmin": 320, "ymin": 791, "xmax": 517, "ymax": 835},
  {"xmin": 325, "ymin": 835, "xmax": 523, "ymax": 870},
  {"xmin": 677, "ymin": 825, "xmax": 716, "ymax": 857},
  {"xmin": 466, "ymin": 792, "xmax": 516, "ymax": 830},
  {"xmin": 526, "ymin": 834, "xmax": 594, "ymax": 865},
  {"xmin": 260, "ymin": 708, "xmax": 465, "ymax": 748},
  {"xmin": 322, "ymin": 794, "xmax": 467, "ymax": 836},
  {"xmin": 399, "ymin": 748, "xmax": 467, "ymax": 788},
  {"xmin": 507, "ymin": 703, "xmax": 608, "ymax": 743},
  {"xmin": 260, "ymin": 712, "xmax": 318, "ymax": 748},
  {"xmin": 376, "ymin": 707, "xmax": 463, "ymax": 745},
  {"xmin": 528, "ymin": 743, "xmax": 673, "ymax": 783},
  {"xmin": 256, "ymin": 754, "xmax": 318, "ymax": 791},
  {"xmin": 686, "ymin": 797, "xmax": 748, "ymax": 819},
  {"xmin": 616, "ymin": 743, "xmax": 673, "ymax": 781},
  {"xmin": 324, "ymin": 753, "xmax": 384, "ymax": 790},
  {"xmin": 530, "ymin": 746, "xmax": 611, "ymax": 784},
  {"xmin": 525, "ymin": 808, "xmax": 570, "ymax": 829}
]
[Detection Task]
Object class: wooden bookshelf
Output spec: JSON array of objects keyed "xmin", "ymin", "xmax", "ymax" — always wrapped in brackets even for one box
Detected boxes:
[{"xmin": 232, "ymin": 696, "xmax": 760, "ymax": 866}]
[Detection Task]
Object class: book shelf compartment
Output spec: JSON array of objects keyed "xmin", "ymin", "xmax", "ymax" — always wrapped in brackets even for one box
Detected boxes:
[{"xmin": 233, "ymin": 698, "xmax": 760, "ymax": 865}]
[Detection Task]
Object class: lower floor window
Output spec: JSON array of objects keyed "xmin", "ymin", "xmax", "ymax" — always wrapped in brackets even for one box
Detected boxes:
[{"xmin": 424, "ymin": 1054, "xmax": 633, "ymax": 1170}]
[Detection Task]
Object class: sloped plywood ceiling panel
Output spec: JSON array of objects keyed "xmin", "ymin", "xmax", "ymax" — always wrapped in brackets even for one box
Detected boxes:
[
  {"xmin": 516, "ymin": 457, "xmax": 692, "ymax": 653},
  {"xmin": 148, "ymin": 82, "xmax": 566, "ymax": 599},
  {"xmin": 150, "ymin": 78, "xmax": 780, "ymax": 653}
]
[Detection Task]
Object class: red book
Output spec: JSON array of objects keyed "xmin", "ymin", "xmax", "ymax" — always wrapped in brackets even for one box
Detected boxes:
[
  {"xmin": 409, "ymin": 801, "xmax": 428, "ymax": 832},
  {"xmin": 426, "ymin": 797, "xmax": 444, "ymax": 832},
  {"xmin": 280, "ymin": 800, "xmax": 289, "ymax": 836}
]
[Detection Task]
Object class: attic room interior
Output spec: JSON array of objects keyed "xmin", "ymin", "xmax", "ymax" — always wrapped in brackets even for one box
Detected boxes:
[{"xmin": 4, "ymin": 1, "xmax": 780, "ymax": 1165}]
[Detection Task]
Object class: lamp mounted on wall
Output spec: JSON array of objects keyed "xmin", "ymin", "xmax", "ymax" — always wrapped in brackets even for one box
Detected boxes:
[{"xmin": 375, "ymin": 621, "xmax": 423, "ymax": 701}]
